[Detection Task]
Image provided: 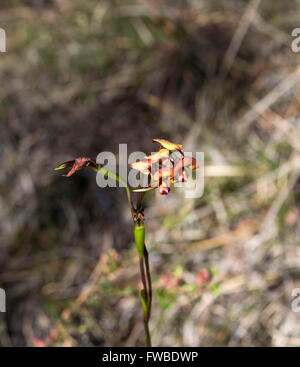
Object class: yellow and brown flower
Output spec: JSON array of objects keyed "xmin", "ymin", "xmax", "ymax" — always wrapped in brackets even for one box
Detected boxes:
[{"xmin": 131, "ymin": 139, "xmax": 197, "ymax": 195}]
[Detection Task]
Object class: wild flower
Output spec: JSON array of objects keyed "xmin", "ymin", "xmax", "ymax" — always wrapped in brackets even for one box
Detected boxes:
[
  {"xmin": 130, "ymin": 139, "xmax": 197, "ymax": 195},
  {"xmin": 55, "ymin": 138, "xmax": 197, "ymax": 347}
]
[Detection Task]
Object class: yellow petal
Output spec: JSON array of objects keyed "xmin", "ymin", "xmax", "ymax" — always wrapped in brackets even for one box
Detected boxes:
[
  {"xmin": 130, "ymin": 160, "xmax": 150, "ymax": 175},
  {"xmin": 144, "ymin": 149, "xmax": 170, "ymax": 162},
  {"xmin": 152, "ymin": 139, "xmax": 183, "ymax": 151}
]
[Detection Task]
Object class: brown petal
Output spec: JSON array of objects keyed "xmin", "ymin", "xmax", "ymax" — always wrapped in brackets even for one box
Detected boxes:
[{"xmin": 56, "ymin": 157, "xmax": 97, "ymax": 177}]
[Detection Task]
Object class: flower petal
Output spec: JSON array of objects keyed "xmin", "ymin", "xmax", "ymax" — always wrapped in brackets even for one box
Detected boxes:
[
  {"xmin": 174, "ymin": 157, "xmax": 197, "ymax": 175},
  {"xmin": 159, "ymin": 181, "xmax": 170, "ymax": 195},
  {"xmin": 55, "ymin": 157, "xmax": 97, "ymax": 177},
  {"xmin": 177, "ymin": 169, "xmax": 188, "ymax": 182},
  {"xmin": 153, "ymin": 139, "xmax": 183, "ymax": 152},
  {"xmin": 144, "ymin": 148, "xmax": 170, "ymax": 163},
  {"xmin": 54, "ymin": 160, "xmax": 75, "ymax": 170},
  {"xmin": 130, "ymin": 160, "xmax": 151, "ymax": 175},
  {"xmin": 153, "ymin": 167, "xmax": 174, "ymax": 182},
  {"xmin": 133, "ymin": 186, "xmax": 157, "ymax": 193}
]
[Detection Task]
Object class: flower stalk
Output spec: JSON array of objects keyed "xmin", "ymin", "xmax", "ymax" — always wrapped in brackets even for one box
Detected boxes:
[
  {"xmin": 134, "ymin": 217, "xmax": 152, "ymax": 346},
  {"xmin": 55, "ymin": 138, "xmax": 196, "ymax": 347}
]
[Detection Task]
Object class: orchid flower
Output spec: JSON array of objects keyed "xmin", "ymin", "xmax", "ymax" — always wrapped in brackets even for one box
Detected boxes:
[
  {"xmin": 131, "ymin": 139, "xmax": 197, "ymax": 195},
  {"xmin": 55, "ymin": 138, "xmax": 198, "ymax": 347}
]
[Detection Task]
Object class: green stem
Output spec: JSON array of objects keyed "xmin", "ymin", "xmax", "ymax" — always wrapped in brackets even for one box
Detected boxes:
[
  {"xmin": 139, "ymin": 257, "xmax": 148, "ymax": 299},
  {"xmin": 144, "ymin": 317, "xmax": 152, "ymax": 347},
  {"xmin": 95, "ymin": 165, "xmax": 153, "ymax": 346},
  {"xmin": 144, "ymin": 246, "xmax": 152, "ymax": 319},
  {"xmin": 140, "ymin": 290, "xmax": 151, "ymax": 347}
]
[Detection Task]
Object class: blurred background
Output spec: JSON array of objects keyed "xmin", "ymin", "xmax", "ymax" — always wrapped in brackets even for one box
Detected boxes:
[{"xmin": 1, "ymin": 0, "xmax": 300, "ymax": 347}]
